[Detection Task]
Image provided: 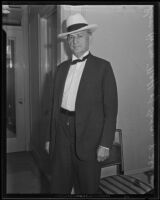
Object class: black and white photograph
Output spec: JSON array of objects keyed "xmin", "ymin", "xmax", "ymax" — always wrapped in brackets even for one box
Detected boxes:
[{"xmin": 2, "ymin": 2, "xmax": 159, "ymax": 199}]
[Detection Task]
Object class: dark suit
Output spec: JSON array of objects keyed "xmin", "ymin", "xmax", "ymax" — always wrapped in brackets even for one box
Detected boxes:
[{"xmin": 47, "ymin": 53, "xmax": 118, "ymax": 193}]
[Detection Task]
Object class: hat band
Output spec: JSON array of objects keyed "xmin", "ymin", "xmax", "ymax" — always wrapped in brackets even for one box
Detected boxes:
[{"xmin": 67, "ymin": 23, "xmax": 88, "ymax": 32}]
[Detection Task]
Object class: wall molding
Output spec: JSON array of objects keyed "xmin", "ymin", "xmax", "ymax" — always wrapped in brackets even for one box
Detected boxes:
[{"xmin": 125, "ymin": 167, "xmax": 152, "ymax": 175}]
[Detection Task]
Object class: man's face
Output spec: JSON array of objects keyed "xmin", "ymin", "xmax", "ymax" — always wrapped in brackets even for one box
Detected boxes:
[{"xmin": 67, "ymin": 30, "xmax": 90, "ymax": 58}]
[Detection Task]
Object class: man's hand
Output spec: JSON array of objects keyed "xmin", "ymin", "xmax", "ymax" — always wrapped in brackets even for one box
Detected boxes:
[
  {"xmin": 45, "ymin": 141, "xmax": 50, "ymax": 154},
  {"xmin": 97, "ymin": 146, "xmax": 110, "ymax": 162}
]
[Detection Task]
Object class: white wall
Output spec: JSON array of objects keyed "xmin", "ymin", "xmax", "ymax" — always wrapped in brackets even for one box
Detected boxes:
[{"xmin": 59, "ymin": 5, "xmax": 154, "ymax": 174}]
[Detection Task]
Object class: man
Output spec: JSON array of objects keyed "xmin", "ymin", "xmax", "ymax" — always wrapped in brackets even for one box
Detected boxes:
[{"xmin": 45, "ymin": 13, "xmax": 118, "ymax": 194}]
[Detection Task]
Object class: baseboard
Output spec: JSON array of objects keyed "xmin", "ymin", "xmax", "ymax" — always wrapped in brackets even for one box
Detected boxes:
[{"xmin": 125, "ymin": 167, "xmax": 152, "ymax": 175}]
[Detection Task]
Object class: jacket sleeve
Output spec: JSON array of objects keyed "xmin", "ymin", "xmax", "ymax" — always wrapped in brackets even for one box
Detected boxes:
[{"xmin": 99, "ymin": 62, "xmax": 118, "ymax": 148}]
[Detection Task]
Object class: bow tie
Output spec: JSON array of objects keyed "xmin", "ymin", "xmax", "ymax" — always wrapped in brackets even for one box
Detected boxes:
[{"xmin": 71, "ymin": 54, "xmax": 89, "ymax": 65}]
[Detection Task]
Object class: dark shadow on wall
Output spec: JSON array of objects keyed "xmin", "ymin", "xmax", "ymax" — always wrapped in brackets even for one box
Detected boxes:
[
  {"xmin": 30, "ymin": 71, "xmax": 54, "ymax": 184},
  {"xmin": 30, "ymin": 15, "xmax": 73, "ymax": 192}
]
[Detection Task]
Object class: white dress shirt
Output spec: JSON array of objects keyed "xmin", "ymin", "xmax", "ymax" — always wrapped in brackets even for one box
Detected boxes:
[{"xmin": 61, "ymin": 51, "xmax": 89, "ymax": 111}]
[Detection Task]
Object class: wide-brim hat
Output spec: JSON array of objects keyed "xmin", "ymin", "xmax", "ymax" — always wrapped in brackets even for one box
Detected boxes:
[{"xmin": 58, "ymin": 13, "xmax": 98, "ymax": 39}]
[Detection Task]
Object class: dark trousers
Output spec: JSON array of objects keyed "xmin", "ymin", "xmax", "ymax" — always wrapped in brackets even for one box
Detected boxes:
[{"xmin": 50, "ymin": 111, "xmax": 101, "ymax": 194}]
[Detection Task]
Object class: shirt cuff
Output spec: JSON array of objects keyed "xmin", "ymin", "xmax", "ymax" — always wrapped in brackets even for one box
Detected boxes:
[{"xmin": 99, "ymin": 145, "xmax": 110, "ymax": 150}]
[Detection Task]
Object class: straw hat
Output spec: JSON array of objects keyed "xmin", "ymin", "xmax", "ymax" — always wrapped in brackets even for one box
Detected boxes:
[{"xmin": 58, "ymin": 13, "xmax": 98, "ymax": 39}]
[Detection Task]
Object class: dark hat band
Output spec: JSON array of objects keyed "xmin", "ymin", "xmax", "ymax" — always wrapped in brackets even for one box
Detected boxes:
[{"xmin": 67, "ymin": 23, "xmax": 88, "ymax": 32}]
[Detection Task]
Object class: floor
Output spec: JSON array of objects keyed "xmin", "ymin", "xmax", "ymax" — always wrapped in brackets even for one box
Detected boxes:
[
  {"xmin": 6, "ymin": 151, "xmax": 153, "ymax": 194},
  {"xmin": 7, "ymin": 151, "xmax": 41, "ymax": 193}
]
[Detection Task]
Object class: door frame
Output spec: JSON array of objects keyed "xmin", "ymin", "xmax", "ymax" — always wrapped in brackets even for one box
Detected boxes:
[{"xmin": 21, "ymin": 6, "xmax": 30, "ymax": 151}]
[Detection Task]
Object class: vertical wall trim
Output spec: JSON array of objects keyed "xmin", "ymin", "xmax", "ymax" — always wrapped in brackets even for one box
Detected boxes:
[
  {"xmin": 21, "ymin": 6, "xmax": 31, "ymax": 151},
  {"xmin": 57, "ymin": 5, "xmax": 62, "ymax": 65},
  {"xmin": 37, "ymin": 13, "xmax": 42, "ymax": 102}
]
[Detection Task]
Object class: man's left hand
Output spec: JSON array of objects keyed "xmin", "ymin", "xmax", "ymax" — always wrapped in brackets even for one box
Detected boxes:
[{"xmin": 97, "ymin": 146, "xmax": 110, "ymax": 162}]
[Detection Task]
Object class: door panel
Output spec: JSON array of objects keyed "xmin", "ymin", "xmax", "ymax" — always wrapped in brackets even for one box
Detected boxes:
[{"xmin": 4, "ymin": 26, "xmax": 26, "ymax": 152}]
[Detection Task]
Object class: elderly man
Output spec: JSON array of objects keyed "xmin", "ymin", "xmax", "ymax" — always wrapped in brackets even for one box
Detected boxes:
[{"xmin": 45, "ymin": 13, "xmax": 118, "ymax": 194}]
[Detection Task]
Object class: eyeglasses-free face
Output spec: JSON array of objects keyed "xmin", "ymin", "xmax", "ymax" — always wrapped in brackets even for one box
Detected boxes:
[{"xmin": 67, "ymin": 30, "xmax": 91, "ymax": 58}]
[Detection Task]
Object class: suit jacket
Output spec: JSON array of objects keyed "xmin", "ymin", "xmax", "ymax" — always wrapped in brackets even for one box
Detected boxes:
[{"xmin": 48, "ymin": 53, "xmax": 118, "ymax": 161}]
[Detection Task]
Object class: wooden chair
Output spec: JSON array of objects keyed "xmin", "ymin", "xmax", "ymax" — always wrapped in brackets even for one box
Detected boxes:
[{"xmin": 99, "ymin": 129, "xmax": 153, "ymax": 194}]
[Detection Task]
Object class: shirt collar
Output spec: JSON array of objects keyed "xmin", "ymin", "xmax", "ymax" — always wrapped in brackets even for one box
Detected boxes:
[{"xmin": 72, "ymin": 50, "xmax": 90, "ymax": 61}]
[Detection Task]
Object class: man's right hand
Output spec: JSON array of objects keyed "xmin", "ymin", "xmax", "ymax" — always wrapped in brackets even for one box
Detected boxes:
[{"xmin": 45, "ymin": 141, "xmax": 50, "ymax": 154}]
